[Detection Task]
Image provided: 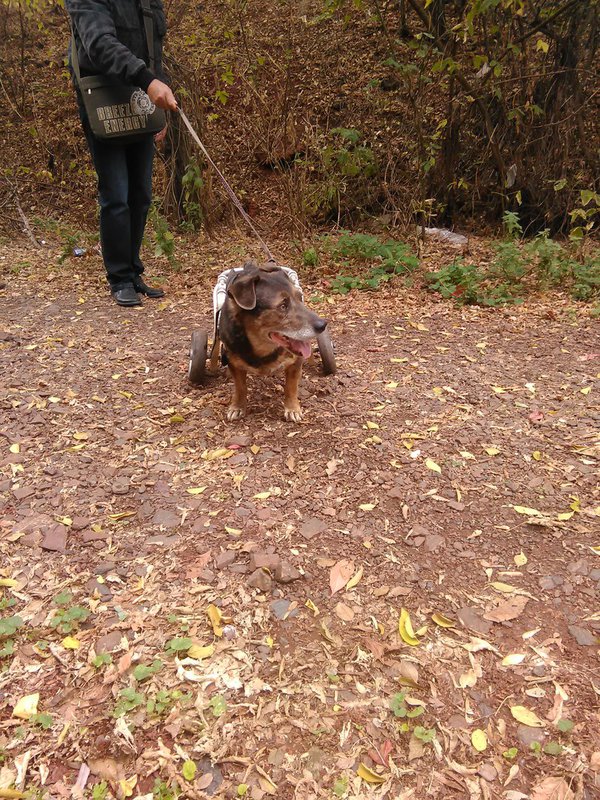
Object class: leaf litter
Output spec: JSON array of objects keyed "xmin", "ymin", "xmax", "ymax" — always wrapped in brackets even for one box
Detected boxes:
[{"xmin": 0, "ymin": 238, "xmax": 599, "ymax": 798}]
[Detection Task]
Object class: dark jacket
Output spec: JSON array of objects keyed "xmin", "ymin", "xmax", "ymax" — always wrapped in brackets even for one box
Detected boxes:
[{"xmin": 65, "ymin": 0, "xmax": 167, "ymax": 91}]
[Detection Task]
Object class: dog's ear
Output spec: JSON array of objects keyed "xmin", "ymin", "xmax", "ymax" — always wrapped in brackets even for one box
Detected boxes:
[{"xmin": 228, "ymin": 268, "xmax": 259, "ymax": 310}]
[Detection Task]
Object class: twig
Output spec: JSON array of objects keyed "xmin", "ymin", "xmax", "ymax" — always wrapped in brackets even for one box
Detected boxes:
[{"xmin": 13, "ymin": 192, "xmax": 40, "ymax": 248}]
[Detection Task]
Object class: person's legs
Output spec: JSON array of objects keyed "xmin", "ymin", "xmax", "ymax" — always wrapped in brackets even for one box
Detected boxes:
[
  {"xmin": 125, "ymin": 135, "xmax": 165, "ymax": 297},
  {"xmin": 86, "ymin": 131, "xmax": 137, "ymax": 293}
]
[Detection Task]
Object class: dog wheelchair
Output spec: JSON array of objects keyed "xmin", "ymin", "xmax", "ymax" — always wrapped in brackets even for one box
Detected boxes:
[{"xmin": 188, "ymin": 265, "xmax": 336, "ymax": 386}]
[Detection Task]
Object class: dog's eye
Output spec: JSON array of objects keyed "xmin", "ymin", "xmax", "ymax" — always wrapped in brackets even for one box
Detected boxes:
[{"xmin": 279, "ymin": 298, "xmax": 289, "ymax": 312}]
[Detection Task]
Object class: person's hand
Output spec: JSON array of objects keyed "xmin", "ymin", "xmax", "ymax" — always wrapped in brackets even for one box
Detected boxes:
[
  {"xmin": 154, "ymin": 125, "xmax": 167, "ymax": 144},
  {"xmin": 147, "ymin": 79, "xmax": 177, "ymax": 111}
]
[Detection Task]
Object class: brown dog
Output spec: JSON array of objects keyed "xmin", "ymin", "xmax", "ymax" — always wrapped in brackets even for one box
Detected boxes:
[{"xmin": 211, "ymin": 261, "xmax": 327, "ymax": 421}]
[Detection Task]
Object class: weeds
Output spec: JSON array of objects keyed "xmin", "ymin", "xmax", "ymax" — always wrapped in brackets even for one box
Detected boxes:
[
  {"xmin": 425, "ymin": 213, "xmax": 599, "ymax": 306},
  {"xmin": 149, "ymin": 203, "xmax": 179, "ymax": 270}
]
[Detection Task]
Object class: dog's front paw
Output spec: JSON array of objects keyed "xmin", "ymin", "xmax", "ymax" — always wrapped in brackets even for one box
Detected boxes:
[
  {"xmin": 284, "ymin": 405, "xmax": 303, "ymax": 423},
  {"xmin": 227, "ymin": 406, "xmax": 246, "ymax": 421}
]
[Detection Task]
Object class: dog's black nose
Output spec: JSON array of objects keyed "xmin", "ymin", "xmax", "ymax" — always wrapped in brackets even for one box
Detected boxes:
[{"xmin": 314, "ymin": 317, "xmax": 328, "ymax": 334}]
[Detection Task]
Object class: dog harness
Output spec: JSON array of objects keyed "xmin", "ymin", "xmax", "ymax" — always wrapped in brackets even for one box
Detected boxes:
[{"xmin": 211, "ymin": 264, "xmax": 302, "ymax": 351}]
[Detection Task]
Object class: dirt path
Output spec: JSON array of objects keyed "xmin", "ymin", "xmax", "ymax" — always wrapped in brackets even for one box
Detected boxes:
[{"xmin": 1, "ymin": 242, "xmax": 599, "ymax": 800}]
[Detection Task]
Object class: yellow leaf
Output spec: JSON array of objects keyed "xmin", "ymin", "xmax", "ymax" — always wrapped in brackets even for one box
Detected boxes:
[
  {"xmin": 169, "ymin": 414, "xmax": 185, "ymax": 423},
  {"xmin": 532, "ymin": 451, "xmax": 542, "ymax": 461},
  {"xmin": 55, "ymin": 516, "xmax": 72, "ymax": 527},
  {"xmin": 9, "ymin": 443, "xmax": 20, "ymax": 454},
  {"xmin": 108, "ymin": 511, "xmax": 136, "ymax": 521},
  {"xmin": 580, "ymin": 386, "xmax": 591, "ymax": 395},
  {"xmin": 73, "ymin": 431, "xmax": 89, "ymax": 440},
  {"xmin": 224, "ymin": 526, "xmax": 242, "ymax": 536},
  {"xmin": 0, "ymin": 578, "xmax": 18, "ymax": 588},
  {"xmin": 186, "ymin": 486, "xmax": 207, "ymax": 495},
  {"xmin": 432, "ymin": 612, "xmax": 455, "ymax": 628},
  {"xmin": 188, "ymin": 644, "xmax": 215, "ymax": 660},
  {"xmin": 484, "ymin": 447, "xmax": 500, "ymax": 456},
  {"xmin": 13, "ymin": 693, "xmax": 40, "ymax": 720},
  {"xmin": 207, "ymin": 604, "xmax": 223, "ymax": 637},
  {"xmin": 305, "ymin": 599, "xmax": 319, "ymax": 616},
  {"xmin": 425, "ymin": 458, "xmax": 441, "ymax": 474},
  {"xmin": 460, "ymin": 450, "xmax": 475, "ymax": 460},
  {"xmin": 491, "ymin": 581, "xmax": 516, "ymax": 593},
  {"xmin": 385, "ymin": 381, "xmax": 399, "ymax": 389},
  {"xmin": 366, "ymin": 421, "xmax": 379, "ymax": 429},
  {"xmin": 119, "ymin": 776, "xmax": 137, "ymax": 798},
  {"xmin": 590, "ymin": 546, "xmax": 600, "ymax": 556},
  {"xmin": 471, "ymin": 729, "xmax": 487, "ymax": 752},
  {"xmin": 0, "ymin": 789, "xmax": 26, "ymax": 798},
  {"xmin": 536, "ymin": 38, "xmax": 549, "ymax": 53},
  {"xmin": 514, "ymin": 551, "xmax": 528, "ymax": 567},
  {"xmin": 253, "ymin": 491, "xmax": 271, "ymax": 500},
  {"xmin": 359, "ymin": 503, "xmax": 376, "ymax": 511},
  {"xmin": 557, "ymin": 511, "xmax": 574, "ymax": 521},
  {"xmin": 357, "ymin": 763, "xmax": 386, "ymax": 784},
  {"xmin": 399, "ymin": 607, "xmax": 420, "ymax": 646},
  {"xmin": 346, "ymin": 566, "xmax": 363, "ymax": 590},
  {"xmin": 62, "ymin": 636, "xmax": 80, "ymax": 650},
  {"xmin": 510, "ymin": 705, "xmax": 545, "ymax": 727},
  {"xmin": 390, "ymin": 357, "xmax": 408, "ymax": 363},
  {"xmin": 570, "ymin": 497, "xmax": 581, "ymax": 512},
  {"xmin": 502, "ymin": 653, "xmax": 526, "ymax": 666},
  {"xmin": 513, "ymin": 505, "xmax": 542, "ymax": 516},
  {"xmin": 492, "ymin": 385, "xmax": 507, "ymax": 393},
  {"xmin": 250, "ymin": 444, "xmax": 260, "ymax": 454},
  {"xmin": 201, "ymin": 448, "xmax": 234, "ymax": 461}
]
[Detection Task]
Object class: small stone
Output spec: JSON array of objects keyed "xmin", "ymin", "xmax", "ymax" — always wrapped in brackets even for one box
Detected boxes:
[
  {"xmin": 423, "ymin": 534, "xmax": 445, "ymax": 553},
  {"xmin": 532, "ymin": 664, "xmax": 546, "ymax": 677},
  {"xmin": 274, "ymin": 560, "xmax": 301, "ymax": 583},
  {"xmin": 457, "ymin": 607, "xmax": 492, "ymax": 635},
  {"xmin": 94, "ymin": 561, "xmax": 116, "ymax": 575},
  {"xmin": 517, "ymin": 725, "xmax": 544, "ymax": 748},
  {"xmin": 86, "ymin": 578, "xmax": 112, "ymax": 599},
  {"xmin": 146, "ymin": 534, "xmax": 179, "ymax": 546},
  {"xmin": 568, "ymin": 559, "xmax": 589, "ymax": 576},
  {"xmin": 71, "ymin": 516, "xmax": 90, "ymax": 531},
  {"xmin": 96, "ymin": 631, "xmax": 122, "ymax": 653},
  {"xmin": 477, "ymin": 763, "xmax": 497, "ymax": 783},
  {"xmin": 12, "ymin": 486, "xmax": 35, "ymax": 500},
  {"xmin": 112, "ymin": 478, "xmax": 130, "ymax": 496},
  {"xmin": 448, "ymin": 714, "xmax": 469, "ymax": 730},
  {"xmin": 249, "ymin": 552, "xmax": 281, "ymax": 572},
  {"xmin": 568, "ymin": 625, "xmax": 597, "ymax": 646},
  {"xmin": 214, "ymin": 550, "xmax": 236, "ymax": 570},
  {"xmin": 270, "ymin": 598, "xmax": 291, "ymax": 620},
  {"xmin": 300, "ymin": 517, "xmax": 327, "ymax": 540},
  {"xmin": 152, "ymin": 509, "xmax": 180, "ymax": 528},
  {"xmin": 388, "ymin": 586, "xmax": 412, "ymax": 598},
  {"xmin": 539, "ymin": 575, "xmax": 563, "ymax": 591},
  {"xmin": 82, "ymin": 529, "xmax": 108, "ymax": 543},
  {"xmin": 247, "ymin": 569, "xmax": 272, "ymax": 592},
  {"xmin": 41, "ymin": 525, "xmax": 68, "ymax": 552}
]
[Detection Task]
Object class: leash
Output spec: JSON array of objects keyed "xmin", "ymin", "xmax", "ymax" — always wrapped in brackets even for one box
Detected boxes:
[{"xmin": 177, "ymin": 107, "xmax": 276, "ymax": 263}]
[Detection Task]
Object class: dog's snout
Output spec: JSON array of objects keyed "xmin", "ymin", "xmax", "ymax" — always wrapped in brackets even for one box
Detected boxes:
[{"xmin": 314, "ymin": 316, "xmax": 328, "ymax": 334}]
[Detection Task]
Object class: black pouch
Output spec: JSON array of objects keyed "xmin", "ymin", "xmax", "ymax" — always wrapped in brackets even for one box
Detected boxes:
[{"xmin": 70, "ymin": 0, "xmax": 166, "ymax": 140}]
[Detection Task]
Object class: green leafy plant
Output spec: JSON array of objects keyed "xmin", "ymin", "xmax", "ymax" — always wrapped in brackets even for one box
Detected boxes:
[
  {"xmin": 50, "ymin": 604, "xmax": 89, "ymax": 634},
  {"xmin": 113, "ymin": 688, "xmax": 144, "ymax": 718},
  {"xmin": 181, "ymin": 159, "xmax": 204, "ymax": 232},
  {"xmin": 327, "ymin": 232, "xmax": 418, "ymax": 294},
  {"xmin": 165, "ymin": 636, "xmax": 193, "ymax": 654},
  {"xmin": 92, "ymin": 652, "xmax": 113, "ymax": 669},
  {"xmin": 92, "ymin": 782, "xmax": 108, "ymax": 800},
  {"xmin": 149, "ymin": 204, "xmax": 178, "ymax": 269},
  {"xmin": 133, "ymin": 659, "xmax": 163, "ymax": 682}
]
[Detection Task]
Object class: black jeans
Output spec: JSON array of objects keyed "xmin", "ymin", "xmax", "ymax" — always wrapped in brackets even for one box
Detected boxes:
[{"xmin": 83, "ymin": 117, "xmax": 154, "ymax": 291}]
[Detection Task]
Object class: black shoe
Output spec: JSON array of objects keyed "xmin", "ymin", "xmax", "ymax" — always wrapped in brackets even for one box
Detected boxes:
[
  {"xmin": 134, "ymin": 278, "xmax": 165, "ymax": 298},
  {"xmin": 112, "ymin": 284, "xmax": 142, "ymax": 307}
]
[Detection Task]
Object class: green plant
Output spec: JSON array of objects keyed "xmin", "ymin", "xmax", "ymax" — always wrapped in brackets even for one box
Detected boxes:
[
  {"xmin": 302, "ymin": 247, "xmax": 319, "ymax": 267},
  {"xmin": 50, "ymin": 604, "xmax": 89, "ymax": 634},
  {"xmin": 92, "ymin": 652, "xmax": 113, "ymax": 669},
  {"xmin": 133, "ymin": 660, "xmax": 163, "ymax": 682},
  {"xmin": 149, "ymin": 204, "xmax": 178, "ymax": 269},
  {"xmin": 424, "ymin": 258, "xmax": 482, "ymax": 304},
  {"xmin": 165, "ymin": 636, "xmax": 192, "ymax": 654},
  {"xmin": 92, "ymin": 782, "xmax": 108, "ymax": 800},
  {"xmin": 181, "ymin": 159, "xmax": 204, "ymax": 232},
  {"xmin": 153, "ymin": 780, "xmax": 178, "ymax": 800},
  {"xmin": 327, "ymin": 232, "xmax": 418, "ymax": 294},
  {"xmin": 113, "ymin": 688, "xmax": 144, "ymax": 718}
]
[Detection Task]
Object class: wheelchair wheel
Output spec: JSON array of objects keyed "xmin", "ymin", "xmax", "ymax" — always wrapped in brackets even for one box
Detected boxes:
[
  {"xmin": 188, "ymin": 330, "xmax": 208, "ymax": 385},
  {"xmin": 317, "ymin": 329, "xmax": 336, "ymax": 376}
]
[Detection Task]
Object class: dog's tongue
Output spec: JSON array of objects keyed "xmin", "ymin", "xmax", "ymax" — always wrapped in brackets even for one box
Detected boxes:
[{"xmin": 271, "ymin": 333, "xmax": 312, "ymax": 359}]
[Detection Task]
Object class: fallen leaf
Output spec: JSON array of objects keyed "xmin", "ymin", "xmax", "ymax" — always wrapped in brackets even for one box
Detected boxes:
[
  {"xmin": 329, "ymin": 560, "xmax": 354, "ymax": 595},
  {"xmin": 305, "ymin": 599, "xmax": 319, "ymax": 616},
  {"xmin": 356, "ymin": 763, "xmax": 386, "ymax": 784},
  {"xmin": 530, "ymin": 776, "xmax": 574, "ymax": 800},
  {"xmin": 510, "ymin": 705, "xmax": 545, "ymax": 727},
  {"xmin": 425, "ymin": 458, "xmax": 441, "ymax": 474},
  {"xmin": 432, "ymin": 612, "xmax": 455, "ymax": 628},
  {"xmin": 502, "ymin": 653, "xmax": 526, "ymax": 666},
  {"xmin": 484, "ymin": 447, "xmax": 500, "ymax": 456},
  {"xmin": 513, "ymin": 505, "xmax": 542, "ymax": 516},
  {"xmin": 471, "ymin": 729, "xmax": 487, "ymax": 752},
  {"xmin": 188, "ymin": 644, "xmax": 215, "ymax": 660},
  {"xmin": 207, "ymin": 604, "xmax": 223, "ymax": 637},
  {"xmin": 334, "ymin": 602, "xmax": 355, "ymax": 622},
  {"xmin": 9, "ymin": 443, "xmax": 20, "ymax": 454},
  {"xmin": 61, "ymin": 636, "xmax": 80, "ymax": 650},
  {"xmin": 514, "ymin": 551, "xmax": 528, "ymax": 567},
  {"xmin": 346, "ymin": 566, "xmax": 363, "ymax": 590},
  {"xmin": 253, "ymin": 491, "xmax": 271, "ymax": 500},
  {"xmin": 359, "ymin": 502, "xmax": 377, "ymax": 511},
  {"xmin": 202, "ymin": 448, "xmax": 234, "ymax": 461},
  {"xmin": 13, "ymin": 693, "xmax": 40, "ymax": 720},
  {"xmin": 399, "ymin": 607, "xmax": 420, "ymax": 646},
  {"xmin": 73, "ymin": 432, "xmax": 89, "ymax": 441},
  {"xmin": 186, "ymin": 486, "xmax": 207, "ymax": 495}
]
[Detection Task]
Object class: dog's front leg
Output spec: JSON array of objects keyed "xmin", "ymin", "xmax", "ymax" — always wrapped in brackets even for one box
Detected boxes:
[
  {"xmin": 283, "ymin": 359, "xmax": 303, "ymax": 422},
  {"xmin": 227, "ymin": 362, "xmax": 247, "ymax": 421}
]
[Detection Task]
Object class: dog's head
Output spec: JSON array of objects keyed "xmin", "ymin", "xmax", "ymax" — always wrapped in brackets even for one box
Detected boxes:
[{"xmin": 227, "ymin": 261, "xmax": 327, "ymax": 359}]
